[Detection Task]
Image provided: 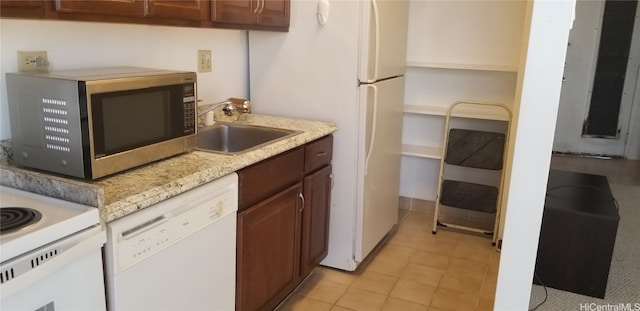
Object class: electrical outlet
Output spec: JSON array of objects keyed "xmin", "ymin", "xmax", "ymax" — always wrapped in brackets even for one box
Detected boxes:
[
  {"xmin": 197, "ymin": 50, "xmax": 212, "ymax": 73},
  {"xmin": 18, "ymin": 51, "xmax": 49, "ymax": 72}
]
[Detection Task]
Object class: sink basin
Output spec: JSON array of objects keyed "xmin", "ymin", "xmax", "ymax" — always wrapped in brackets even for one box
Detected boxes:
[{"xmin": 196, "ymin": 122, "xmax": 301, "ymax": 155}]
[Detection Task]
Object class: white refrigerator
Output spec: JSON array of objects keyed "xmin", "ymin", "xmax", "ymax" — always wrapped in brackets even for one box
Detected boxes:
[{"xmin": 249, "ymin": 0, "xmax": 408, "ymax": 271}]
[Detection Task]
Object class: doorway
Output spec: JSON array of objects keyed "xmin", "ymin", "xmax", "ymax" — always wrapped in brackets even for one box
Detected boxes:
[{"xmin": 553, "ymin": 0, "xmax": 640, "ymax": 159}]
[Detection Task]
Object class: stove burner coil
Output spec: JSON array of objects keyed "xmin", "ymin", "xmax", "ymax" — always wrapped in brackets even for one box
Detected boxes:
[{"xmin": 1, "ymin": 207, "xmax": 43, "ymax": 233}]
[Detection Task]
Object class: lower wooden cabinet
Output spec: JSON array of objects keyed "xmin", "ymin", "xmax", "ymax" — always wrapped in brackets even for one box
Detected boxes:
[
  {"xmin": 236, "ymin": 135, "xmax": 333, "ymax": 311},
  {"xmin": 236, "ymin": 183, "xmax": 303, "ymax": 311}
]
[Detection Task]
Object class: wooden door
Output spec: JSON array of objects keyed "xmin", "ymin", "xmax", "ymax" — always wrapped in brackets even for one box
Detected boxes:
[
  {"xmin": 236, "ymin": 183, "xmax": 303, "ymax": 311},
  {"xmin": 300, "ymin": 165, "xmax": 332, "ymax": 277}
]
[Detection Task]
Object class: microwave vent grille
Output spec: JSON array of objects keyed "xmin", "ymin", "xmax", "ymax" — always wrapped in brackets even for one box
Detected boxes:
[{"xmin": 41, "ymin": 98, "xmax": 71, "ymax": 153}]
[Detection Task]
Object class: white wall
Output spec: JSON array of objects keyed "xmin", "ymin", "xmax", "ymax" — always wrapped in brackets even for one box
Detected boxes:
[
  {"xmin": 494, "ymin": 0, "xmax": 574, "ymax": 309},
  {"xmin": 0, "ymin": 18, "xmax": 249, "ymax": 140}
]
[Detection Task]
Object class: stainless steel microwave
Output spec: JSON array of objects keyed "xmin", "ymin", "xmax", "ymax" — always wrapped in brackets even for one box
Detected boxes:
[{"xmin": 6, "ymin": 67, "xmax": 197, "ymax": 179}]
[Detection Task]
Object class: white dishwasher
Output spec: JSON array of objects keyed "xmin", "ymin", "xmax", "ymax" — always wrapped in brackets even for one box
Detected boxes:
[{"xmin": 103, "ymin": 173, "xmax": 238, "ymax": 311}]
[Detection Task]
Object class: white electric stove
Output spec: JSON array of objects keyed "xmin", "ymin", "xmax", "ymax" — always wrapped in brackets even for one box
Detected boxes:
[{"xmin": 0, "ymin": 185, "xmax": 107, "ymax": 310}]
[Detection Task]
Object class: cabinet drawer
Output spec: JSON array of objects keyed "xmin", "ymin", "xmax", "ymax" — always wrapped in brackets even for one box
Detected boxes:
[
  {"xmin": 304, "ymin": 135, "xmax": 333, "ymax": 173},
  {"xmin": 238, "ymin": 147, "xmax": 304, "ymax": 211}
]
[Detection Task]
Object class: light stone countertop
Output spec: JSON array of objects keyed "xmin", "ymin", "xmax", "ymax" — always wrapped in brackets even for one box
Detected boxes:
[{"xmin": 0, "ymin": 114, "xmax": 338, "ymax": 223}]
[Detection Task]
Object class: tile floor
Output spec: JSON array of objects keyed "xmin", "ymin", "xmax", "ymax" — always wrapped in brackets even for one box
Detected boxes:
[{"xmin": 276, "ymin": 210, "xmax": 500, "ymax": 311}]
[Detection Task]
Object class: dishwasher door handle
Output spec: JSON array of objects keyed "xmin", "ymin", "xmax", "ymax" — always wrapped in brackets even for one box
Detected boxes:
[{"xmin": 121, "ymin": 215, "xmax": 169, "ymax": 240}]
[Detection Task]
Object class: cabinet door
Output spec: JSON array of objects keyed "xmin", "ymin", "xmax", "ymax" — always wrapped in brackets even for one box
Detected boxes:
[
  {"xmin": 211, "ymin": 0, "xmax": 257, "ymax": 25},
  {"xmin": 300, "ymin": 165, "xmax": 332, "ymax": 277},
  {"xmin": 236, "ymin": 183, "xmax": 303, "ymax": 311},
  {"xmin": 256, "ymin": 0, "xmax": 289, "ymax": 28},
  {"xmin": 0, "ymin": 0, "xmax": 48, "ymax": 18},
  {"xmin": 54, "ymin": 0, "xmax": 145, "ymax": 17},
  {"xmin": 147, "ymin": 0, "xmax": 209, "ymax": 21},
  {"xmin": 212, "ymin": 0, "xmax": 289, "ymax": 30}
]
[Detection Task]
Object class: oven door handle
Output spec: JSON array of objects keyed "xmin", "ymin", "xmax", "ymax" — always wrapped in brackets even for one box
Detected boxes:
[{"xmin": 120, "ymin": 215, "xmax": 169, "ymax": 240}]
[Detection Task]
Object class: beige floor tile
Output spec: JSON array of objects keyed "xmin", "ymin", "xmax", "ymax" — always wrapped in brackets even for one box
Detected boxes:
[
  {"xmin": 431, "ymin": 229, "xmax": 465, "ymax": 244},
  {"xmin": 487, "ymin": 249, "xmax": 501, "ymax": 273},
  {"xmin": 476, "ymin": 298, "xmax": 494, "ymax": 311},
  {"xmin": 277, "ymin": 294, "xmax": 333, "ymax": 311},
  {"xmin": 452, "ymin": 241, "xmax": 493, "ymax": 263},
  {"xmin": 278, "ymin": 210, "xmax": 499, "ymax": 311},
  {"xmin": 365, "ymin": 255, "xmax": 408, "ymax": 277},
  {"xmin": 388, "ymin": 231, "xmax": 429, "ymax": 249},
  {"xmin": 335, "ymin": 287, "xmax": 387, "ymax": 311},
  {"xmin": 479, "ymin": 273, "xmax": 498, "ymax": 300},
  {"xmin": 388, "ymin": 279, "xmax": 436, "ymax": 306},
  {"xmin": 351, "ymin": 270, "xmax": 398, "ymax": 295},
  {"xmin": 430, "ymin": 288, "xmax": 479, "ymax": 311},
  {"xmin": 417, "ymin": 237, "xmax": 457, "ymax": 257},
  {"xmin": 459, "ymin": 232, "xmax": 494, "ymax": 246},
  {"xmin": 399, "ymin": 263, "xmax": 444, "ymax": 287},
  {"xmin": 446, "ymin": 257, "xmax": 488, "ymax": 279},
  {"xmin": 381, "ymin": 297, "xmax": 429, "ymax": 311},
  {"xmin": 398, "ymin": 212, "xmax": 433, "ymax": 229},
  {"xmin": 329, "ymin": 306, "xmax": 354, "ymax": 311},
  {"xmin": 315, "ymin": 266, "xmax": 359, "ymax": 285},
  {"xmin": 396, "ymin": 219, "xmax": 433, "ymax": 237},
  {"xmin": 376, "ymin": 243, "xmax": 416, "ymax": 264},
  {"xmin": 438, "ymin": 272, "xmax": 483, "ymax": 295},
  {"xmin": 296, "ymin": 276, "xmax": 349, "ymax": 304},
  {"xmin": 402, "ymin": 210, "xmax": 433, "ymax": 224},
  {"xmin": 409, "ymin": 250, "xmax": 450, "ymax": 270}
]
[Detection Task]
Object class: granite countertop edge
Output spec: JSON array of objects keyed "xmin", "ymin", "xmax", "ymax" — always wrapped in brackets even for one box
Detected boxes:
[{"xmin": 0, "ymin": 114, "xmax": 338, "ymax": 223}]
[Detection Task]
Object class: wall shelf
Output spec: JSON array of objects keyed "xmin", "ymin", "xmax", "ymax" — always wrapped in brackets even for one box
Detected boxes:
[
  {"xmin": 406, "ymin": 61, "xmax": 518, "ymax": 73},
  {"xmin": 404, "ymin": 104, "xmax": 510, "ymax": 121},
  {"xmin": 401, "ymin": 144, "xmax": 442, "ymax": 159}
]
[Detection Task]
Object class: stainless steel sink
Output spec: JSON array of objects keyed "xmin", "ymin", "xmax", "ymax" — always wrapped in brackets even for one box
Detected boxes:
[{"xmin": 196, "ymin": 122, "xmax": 301, "ymax": 155}]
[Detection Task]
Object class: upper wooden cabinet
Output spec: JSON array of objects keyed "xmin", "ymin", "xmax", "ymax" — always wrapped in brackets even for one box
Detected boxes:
[
  {"xmin": 54, "ymin": 0, "xmax": 208, "ymax": 21},
  {"xmin": 54, "ymin": 0, "xmax": 145, "ymax": 17},
  {"xmin": 1, "ymin": 0, "xmax": 289, "ymax": 31},
  {"xmin": 0, "ymin": 0, "xmax": 49, "ymax": 18},
  {"xmin": 212, "ymin": 0, "xmax": 289, "ymax": 31},
  {"xmin": 52, "ymin": 0, "xmax": 209, "ymax": 26},
  {"xmin": 147, "ymin": 0, "xmax": 209, "ymax": 21}
]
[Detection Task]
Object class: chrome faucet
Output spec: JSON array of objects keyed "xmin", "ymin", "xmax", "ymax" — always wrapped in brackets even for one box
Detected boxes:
[
  {"xmin": 198, "ymin": 98, "xmax": 251, "ymax": 117},
  {"xmin": 224, "ymin": 98, "xmax": 252, "ymax": 116}
]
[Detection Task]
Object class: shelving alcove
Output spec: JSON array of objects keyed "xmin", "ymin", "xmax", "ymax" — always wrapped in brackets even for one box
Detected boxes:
[{"xmin": 400, "ymin": 61, "xmax": 516, "ymax": 197}]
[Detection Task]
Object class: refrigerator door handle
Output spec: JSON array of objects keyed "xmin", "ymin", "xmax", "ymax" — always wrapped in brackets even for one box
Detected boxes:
[
  {"xmin": 363, "ymin": 84, "xmax": 378, "ymax": 176},
  {"xmin": 371, "ymin": 0, "xmax": 381, "ymax": 82}
]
